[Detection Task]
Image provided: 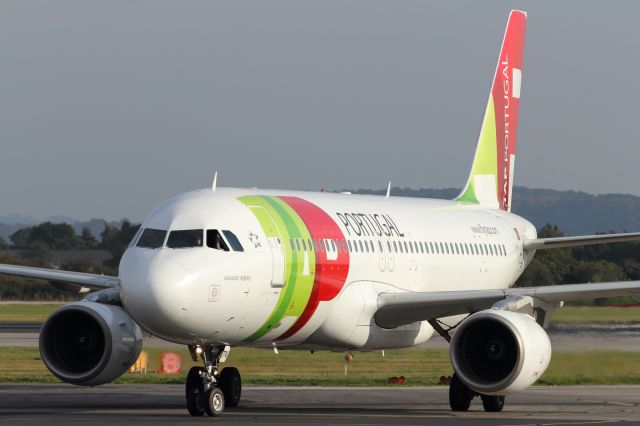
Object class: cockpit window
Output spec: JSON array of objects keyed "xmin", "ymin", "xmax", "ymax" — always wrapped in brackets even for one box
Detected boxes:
[
  {"xmin": 207, "ymin": 230, "xmax": 229, "ymax": 251},
  {"xmin": 222, "ymin": 230, "xmax": 244, "ymax": 252},
  {"xmin": 128, "ymin": 227, "xmax": 144, "ymax": 248},
  {"xmin": 136, "ymin": 228, "xmax": 167, "ymax": 249},
  {"xmin": 167, "ymin": 229, "xmax": 203, "ymax": 249}
]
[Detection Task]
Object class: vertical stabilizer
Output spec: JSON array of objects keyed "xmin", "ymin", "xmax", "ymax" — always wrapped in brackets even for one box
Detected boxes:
[{"xmin": 456, "ymin": 10, "xmax": 526, "ymax": 212}]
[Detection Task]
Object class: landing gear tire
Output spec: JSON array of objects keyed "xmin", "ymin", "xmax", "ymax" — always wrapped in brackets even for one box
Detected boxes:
[
  {"xmin": 481, "ymin": 395, "xmax": 505, "ymax": 412},
  {"xmin": 186, "ymin": 366, "xmax": 206, "ymax": 417},
  {"xmin": 204, "ymin": 387, "xmax": 225, "ymax": 417},
  {"xmin": 219, "ymin": 367, "xmax": 242, "ymax": 407},
  {"xmin": 449, "ymin": 373, "xmax": 474, "ymax": 412}
]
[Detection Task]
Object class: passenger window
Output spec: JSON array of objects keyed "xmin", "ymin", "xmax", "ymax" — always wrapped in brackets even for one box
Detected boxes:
[
  {"xmin": 379, "ymin": 241, "xmax": 384, "ymax": 252},
  {"xmin": 393, "ymin": 241, "xmax": 398, "ymax": 253},
  {"xmin": 313, "ymin": 239, "xmax": 319, "ymax": 252},
  {"xmin": 369, "ymin": 241, "xmax": 374, "ymax": 253},
  {"xmin": 222, "ymin": 230, "xmax": 244, "ymax": 252},
  {"xmin": 419, "ymin": 242, "xmax": 424, "ymax": 254},
  {"xmin": 207, "ymin": 230, "xmax": 230, "ymax": 251},
  {"xmin": 137, "ymin": 228, "xmax": 167, "ymax": 249},
  {"xmin": 295, "ymin": 239, "xmax": 301, "ymax": 252},
  {"xmin": 359, "ymin": 240, "xmax": 364, "ymax": 252}
]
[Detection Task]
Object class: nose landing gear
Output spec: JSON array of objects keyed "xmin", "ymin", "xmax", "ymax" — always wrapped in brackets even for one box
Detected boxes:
[{"xmin": 185, "ymin": 344, "xmax": 242, "ymax": 417}]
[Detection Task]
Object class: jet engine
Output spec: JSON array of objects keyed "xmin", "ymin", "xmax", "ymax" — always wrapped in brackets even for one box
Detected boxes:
[
  {"xmin": 39, "ymin": 301, "xmax": 143, "ymax": 386},
  {"xmin": 450, "ymin": 309, "xmax": 551, "ymax": 395}
]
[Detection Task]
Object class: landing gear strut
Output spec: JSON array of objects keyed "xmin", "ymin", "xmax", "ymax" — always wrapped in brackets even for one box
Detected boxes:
[
  {"xmin": 449, "ymin": 373, "xmax": 505, "ymax": 413},
  {"xmin": 185, "ymin": 344, "xmax": 242, "ymax": 417}
]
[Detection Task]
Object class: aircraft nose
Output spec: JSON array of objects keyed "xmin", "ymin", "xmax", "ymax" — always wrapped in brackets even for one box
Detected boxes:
[{"xmin": 120, "ymin": 250, "xmax": 193, "ymax": 340}]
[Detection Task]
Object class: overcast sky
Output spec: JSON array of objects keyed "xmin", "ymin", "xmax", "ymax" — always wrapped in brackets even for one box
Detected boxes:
[{"xmin": 0, "ymin": 1, "xmax": 638, "ymax": 221}]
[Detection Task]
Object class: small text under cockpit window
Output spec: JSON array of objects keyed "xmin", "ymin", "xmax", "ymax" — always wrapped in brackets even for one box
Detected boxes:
[
  {"xmin": 207, "ymin": 230, "xmax": 230, "ymax": 251},
  {"xmin": 167, "ymin": 229, "xmax": 203, "ymax": 249},
  {"xmin": 137, "ymin": 228, "xmax": 167, "ymax": 249},
  {"xmin": 222, "ymin": 230, "xmax": 244, "ymax": 252}
]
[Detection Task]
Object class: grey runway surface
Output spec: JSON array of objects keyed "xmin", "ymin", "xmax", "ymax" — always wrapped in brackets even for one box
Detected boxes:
[{"xmin": 0, "ymin": 384, "xmax": 638, "ymax": 425}]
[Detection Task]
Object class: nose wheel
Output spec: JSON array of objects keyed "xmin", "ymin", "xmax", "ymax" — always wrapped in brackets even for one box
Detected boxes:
[{"xmin": 185, "ymin": 344, "xmax": 241, "ymax": 417}]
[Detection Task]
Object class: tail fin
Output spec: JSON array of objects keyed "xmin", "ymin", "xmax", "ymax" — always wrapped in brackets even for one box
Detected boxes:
[{"xmin": 456, "ymin": 10, "xmax": 526, "ymax": 212}]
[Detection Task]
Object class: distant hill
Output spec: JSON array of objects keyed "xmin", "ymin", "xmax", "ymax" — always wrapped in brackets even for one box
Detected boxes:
[
  {"xmin": 347, "ymin": 186, "xmax": 640, "ymax": 235},
  {"xmin": 0, "ymin": 217, "xmax": 124, "ymax": 240}
]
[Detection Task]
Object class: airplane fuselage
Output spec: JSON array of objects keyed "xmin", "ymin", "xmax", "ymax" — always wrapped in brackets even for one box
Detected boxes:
[{"xmin": 119, "ymin": 187, "xmax": 537, "ymax": 350}]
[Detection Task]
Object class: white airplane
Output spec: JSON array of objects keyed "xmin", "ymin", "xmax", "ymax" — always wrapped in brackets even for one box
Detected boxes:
[{"xmin": 2, "ymin": 9, "xmax": 640, "ymax": 417}]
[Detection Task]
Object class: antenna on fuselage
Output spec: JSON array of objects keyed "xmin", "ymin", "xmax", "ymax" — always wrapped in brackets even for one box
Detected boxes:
[
  {"xmin": 212, "ymin": 171, "xmax": 218, "ymax": 193},
  {"xmin": 385, "ymin": 181, "xmax": 391, "ymax": 198}
]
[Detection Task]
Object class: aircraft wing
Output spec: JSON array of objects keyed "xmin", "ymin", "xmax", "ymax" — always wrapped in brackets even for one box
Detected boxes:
[
  {"xmin": 0, "ymin": 263, "xmax": 119, "ymax": 292},
  {"xmin": 374, "ymin": 281, "xmax": 640, "ymax": 328},
  {"xmin": 523, "ymin": 232, "xmax": 640, "ymax": 250}
]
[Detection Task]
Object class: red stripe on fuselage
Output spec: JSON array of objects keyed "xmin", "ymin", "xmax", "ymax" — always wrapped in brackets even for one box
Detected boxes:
[{"xmin": 276, "ymin": 196, "xmax": 350, "ymax": 340}]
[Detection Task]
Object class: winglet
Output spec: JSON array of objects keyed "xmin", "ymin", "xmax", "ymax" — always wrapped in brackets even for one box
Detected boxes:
[
  {"xmin": 212, "ymin": 171, "xmax": 218, "ymax": 192},
  {"xmin": 456, "ymin": 10, "xmax": 527, "ymax": 212}
]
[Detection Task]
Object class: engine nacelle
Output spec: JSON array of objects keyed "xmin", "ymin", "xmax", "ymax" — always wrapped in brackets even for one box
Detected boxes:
[
  {"xmin": 39, "ymin": 301, "xmax": 143, "ymax": 386},
  {"xmin": 450, "ymin": 309, "xmax": 551, "ymax": 395}
]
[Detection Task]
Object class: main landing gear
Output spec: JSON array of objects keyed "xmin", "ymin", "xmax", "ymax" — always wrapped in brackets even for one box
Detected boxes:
[
  {"xmin": 449, "ymin": 373, "xmax": 505, "ymax": 413},
  {"xmin": 185, "ymin": 344, "xmax": 242, "ymax": 417}
]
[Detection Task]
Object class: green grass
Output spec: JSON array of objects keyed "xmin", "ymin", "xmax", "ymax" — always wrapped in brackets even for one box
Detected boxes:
[
  {"xmin": 552, "ymin": 306, "xmax": 640, "ymax": 325},
  {"xmin": 0, "ymin": 303, "xmax": 64, "ymax": 323},
  {"xmin": 2, "ymin": 346, "xmax": 640, "ymax": 386},
  {"xmin": 0, "ymin": 304, "xmax": 638, "ymax": 325}
]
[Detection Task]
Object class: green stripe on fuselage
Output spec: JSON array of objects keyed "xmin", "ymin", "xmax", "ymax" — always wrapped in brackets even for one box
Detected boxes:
[{"xmin": 238, "ymin": 195, "xmax": 315, "ymax": 341}]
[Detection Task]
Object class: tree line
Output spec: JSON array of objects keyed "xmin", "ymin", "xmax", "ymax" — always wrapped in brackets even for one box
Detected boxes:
[{"xmin": 0, "ymin": 221, "xmax": 140, "ymax": 300}]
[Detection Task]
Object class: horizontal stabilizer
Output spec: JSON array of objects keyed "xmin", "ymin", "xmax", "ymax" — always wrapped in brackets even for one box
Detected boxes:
[{"xmin": 523, "ymin": 232, "xmax": 640, "ymax": 250}]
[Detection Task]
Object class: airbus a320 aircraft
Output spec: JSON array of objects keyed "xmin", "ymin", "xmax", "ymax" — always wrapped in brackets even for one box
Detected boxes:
[{"xmin": 1, "ymin": 9, "xmax": 639, "ymax": 417}]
